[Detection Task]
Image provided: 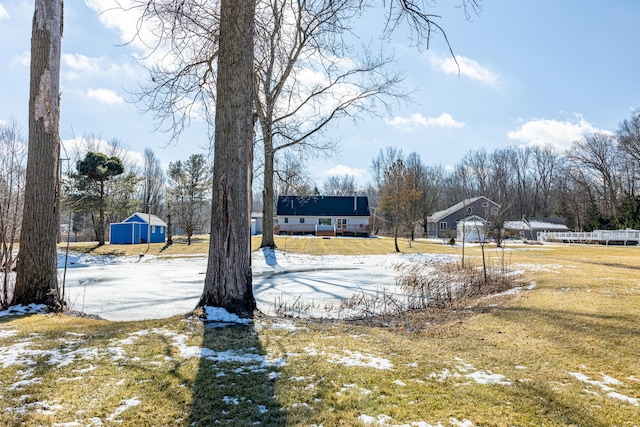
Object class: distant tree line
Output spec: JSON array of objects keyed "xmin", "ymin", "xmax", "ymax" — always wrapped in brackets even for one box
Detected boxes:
[
  {"xmin": 364, "ymin": 110, "xmax": 640, "ymax": 238},
  {"xmin": 258, "ymin": 110, "xmax": 640, "ymax": 240},
  {"xmin": 3, "ymin": 109, "xmax": 639, "ymax": 253}
]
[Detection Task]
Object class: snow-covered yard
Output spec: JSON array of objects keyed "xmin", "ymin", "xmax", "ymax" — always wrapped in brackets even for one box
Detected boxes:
[{"xmin": 56, "ymin": 249, "xmax": 454, "ymax": 321}]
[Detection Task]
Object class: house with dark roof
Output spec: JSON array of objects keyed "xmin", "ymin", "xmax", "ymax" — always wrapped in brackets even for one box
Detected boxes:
[
  {"xmin": 276, "ymin": 195, "xmax": 370, "ymax": 237},
  {"xmin": 426, "ymin": 196, "xmax": 500, "ymax": 239}
]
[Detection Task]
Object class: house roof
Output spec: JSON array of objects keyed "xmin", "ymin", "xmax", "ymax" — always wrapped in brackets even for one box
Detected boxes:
[
  {"xmin": 504, "ymin": 217, "xmax": 569, "ymax": 231},
  {"xmin": 126, "ymin": 212, "xmax": 167, "ymax": 227},
  {"xmin": 428, "ymin": 196, "xmax": 497, "ymax": 222},
  {"xmin": 526, "ymin": 217, "xmax": 569, "ymax": 230},
  {"xmin": 277, "ymin": 195, "xmax": 370, "ymax": 217}
]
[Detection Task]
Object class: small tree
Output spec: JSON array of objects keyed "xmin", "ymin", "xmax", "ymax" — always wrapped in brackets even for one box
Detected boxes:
[
  {"xmin": 379, "ymin": 159, "xmax": 421, "ymax": 252},
  {"xmin": 0, "ymin": 120, "xmax": 27, "ymax": 308},
  {"xmin": 71, "ymin": 152, "xmax": 125, "ymax": 245},
  {"xmin": 140, "ymin": 148, "xmax": 165, "ymax": 216},
  {"xmin": 167, "ymin": 154, "xmax": 210, "ymax": 245}
]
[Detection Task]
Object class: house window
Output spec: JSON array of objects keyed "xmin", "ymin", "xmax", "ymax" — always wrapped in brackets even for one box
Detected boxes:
[
  {"xmin": 439, "ymin": 222, "xmax": 447, "ymax": 231},
  {"xmin": 152, "ymin": 226, "xmax": 156, "ymax": 233},
  {"xmin": 284, "ymin": 218, "xmax": 289, "ymax": 224},
  {"xmin": 337, "ymin": 218, "xmax": 347, "ymax": 228},
  {"xmin": 482, "ymin": 202, "xmax": 489, "ymax": 208},
  {"xmin": 490, "ymin": 207, "xmax": 498, "ymax": 215},
  {"xmin": 466, "ymin": 207, "xmax": 473, "ymax": 215},
  {"xmin": 319, "ymin": 218, "xmax": 331, "ymax": 226},
  {"xmin": 299, "ymin": 218, "xmax": 305, "ymax": 224}
]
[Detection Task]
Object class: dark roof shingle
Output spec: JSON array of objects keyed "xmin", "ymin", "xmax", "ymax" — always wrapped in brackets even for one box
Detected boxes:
[{"xmin": 277, "ymin": 196, "xmax": 370, "ymax": 216}]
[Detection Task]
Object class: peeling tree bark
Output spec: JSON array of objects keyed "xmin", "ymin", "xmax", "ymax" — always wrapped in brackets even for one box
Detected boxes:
[
  {"xmin": 200, "ymin": 0, "xmax": 256, "ymax": 317},
  {"xmin": 13, "ymin": 0, "xmax": 64, "ymax": 309}
]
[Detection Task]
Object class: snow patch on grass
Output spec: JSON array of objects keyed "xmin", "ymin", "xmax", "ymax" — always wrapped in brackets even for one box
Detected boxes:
[
  {"xmin": 569, "ymin": 371, "xmax": 639, "ymax": 406},
  {"xmin": 358, "ymin": 414, "xmax": 475, "ymax": 426},
  {"xmin": 0, "ymin": 303, "xmax": 47, "ymax": 318},
  {"xmin": 328, "ymin": 349, "xmax": 393, "ymax": 370},
  {"xmin": 428, "ymin": 358, "xmax": 512, "ymax": 386},
  {"xmin": 204, "ymin": 306, "xmax": 253, "ymax": 324},
  {"xmin": 106, "ymin": 396, "xmax": 141, "ymax": 421}
]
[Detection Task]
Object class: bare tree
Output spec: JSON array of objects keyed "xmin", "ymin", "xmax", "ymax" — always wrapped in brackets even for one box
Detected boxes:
[
  {"xmin": 256, "ymin": 0, "xmax": 408, "ymax": 249},
  {"xmin": 140, "ymin": 148, "xmax": 165, "ymax": 217},
  {"xmin": 567, "ymin": 132, "xmax": 621, "ymax": 220},
  {"xmin": 530, "ymin": 144, "xmax": 562, "ymax": 217},
  {"xmin": 369, "ymin": 146, "xmax": 404, "ymax": 234},
  {"xmin": 406, "ymin": 152, "xmax": 444, "ymax": 238},
  {"xmin": 0, "ymin": 120, "xmax": 27, "ymax": 308},
  {"xmin": 199, "ymin": 0, "xmax": 256, "ymax": 316},
  {"xmin": 13, "ymin": 0, "xmax": 64, "ymax": 309},
  {"xmin": 379, "ymin": 159, "xmax": 421, "ymax": 252},
  {"xmin": 274, "ymin": 152, "xmax": 317, "ymax": 197},
  {"xmin": 509, "ymin": 146, "xmax": 533, "ymax": 219},
  {"xmin": 617, "ymin": 110, "xmax": 640, "ymax": 163},
  {"xmin": 167, "ymin": 154, "xmax": 210, "ymax": 245},
  {"xmin": 323, "ymin": 175, "xmax": 357, "ymax": 196}
]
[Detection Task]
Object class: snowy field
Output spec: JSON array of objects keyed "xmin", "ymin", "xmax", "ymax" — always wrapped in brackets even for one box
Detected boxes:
[{"xmin": 54, "ymin": 249, "xmax": 455, "ymax": 321}]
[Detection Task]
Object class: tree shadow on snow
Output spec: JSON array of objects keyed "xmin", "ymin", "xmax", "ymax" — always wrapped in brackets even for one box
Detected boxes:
[{"xmin": 188, "ymin": 320, "xmax": 287, "ymax": 426}]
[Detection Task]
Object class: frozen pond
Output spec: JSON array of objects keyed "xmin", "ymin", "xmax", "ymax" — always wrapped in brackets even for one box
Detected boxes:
[{"xmin": 60, "ymin": 252, "xmax": 403, "ymax": 321}]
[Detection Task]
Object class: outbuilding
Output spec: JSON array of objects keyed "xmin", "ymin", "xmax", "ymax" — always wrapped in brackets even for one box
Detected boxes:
[
  {"xmin": 503, "ymin": 217, "xmax": 569, "ymax": 241},
  {"xmin": 110, "ymin": 212, "xmax": 167, "ymax": 244}
]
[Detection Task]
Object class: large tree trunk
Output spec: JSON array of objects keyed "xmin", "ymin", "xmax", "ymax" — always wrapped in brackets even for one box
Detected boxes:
[
  {"xmin": 200, "ymin": 0, "xmax": 256, "ymax": 317},
  {"xmin": 260, "ymin": 136, "xmax": 276, "ymax": 248},
  {"xmin": 13, "ymin": 0, "xmax": 63, "ymax": 309}
]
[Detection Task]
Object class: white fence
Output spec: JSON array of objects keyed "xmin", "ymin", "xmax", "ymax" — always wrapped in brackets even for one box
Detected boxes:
[{"xmin": 538, "ymin": 230, "xmax": 640, "ymax": 245}]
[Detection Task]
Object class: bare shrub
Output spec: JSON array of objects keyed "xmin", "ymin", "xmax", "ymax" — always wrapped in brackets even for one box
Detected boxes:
[
  {"xmin": 338, "ymin": 288, "xmax": 405, "ymax": 321},
  {"xmin": 272, "ymin": 293, "xmax": 328, "ymax": 318},
  {"xmin": 343, "ymin": 258, "xmax": 522, "ymax": 320},
  {"xmin": 398, "ymin": 258, "xmax": 521, "ymax": 309}
]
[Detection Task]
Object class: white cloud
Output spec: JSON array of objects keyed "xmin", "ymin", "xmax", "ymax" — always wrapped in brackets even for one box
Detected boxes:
[
  {"xmin": 384, "ymin": 113, "xmax": 464, "ymax": 132},
  {"xmin": 322, "ymin": 164, "xmax": 367, "ymax": 179},
  {"xmin": 0, "ymin": 4, "xmax": 10, "ymax": 20},
  {"xmin": 431, "ymin": 54, "xmax": 498, "ymax": 84},
  {"xmin": 62, "ymin": 53, "xmax": 135, "ymax": 80},
  {"xmin": 86, "ymin": 88, "xmax": 125, "ymax": 105},
  {"xmin": 11, "ymin": 51, "xmax": 30, "ymax": 67},
  {"xmin": 507, "ymin": 113, "xmax": 613, "ymax": 151},
  {"xmin": 85, "ymin": 0, "xmax": 146, "ymax": 49},
  {"xmin": 61, "ymin": 136, "xmax": 144, "ymax": 167},
  {"xmin": 63, "ymin": 53, "xmax": 105, "ymax": 78},
  {"xmin": 85, "ymin": 0, "xmax": 169, "ymax": 62}
]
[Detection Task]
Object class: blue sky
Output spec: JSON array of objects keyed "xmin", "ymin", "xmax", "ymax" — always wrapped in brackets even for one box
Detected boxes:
[{"xmin": 1, "ymin": 1, "xmax": 639, "ymax": 186}]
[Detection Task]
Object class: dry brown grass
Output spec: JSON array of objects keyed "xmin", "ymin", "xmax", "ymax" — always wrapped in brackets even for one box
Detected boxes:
[{"xmin": 1, "ymin": 239, "xmax": 636, "ymax": 426}]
